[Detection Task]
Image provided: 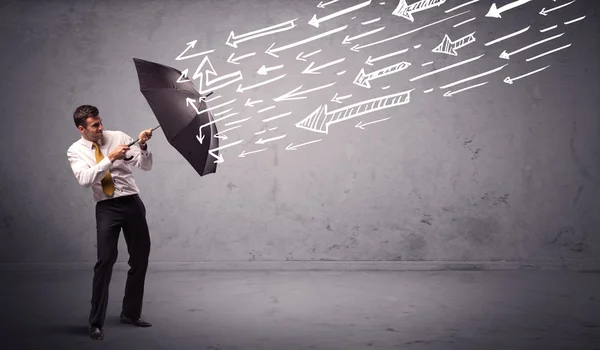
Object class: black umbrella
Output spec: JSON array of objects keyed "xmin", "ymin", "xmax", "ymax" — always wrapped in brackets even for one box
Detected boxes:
[{"xmin": 131, "ymin": 57, "xmax": 219, "ymax": 176}]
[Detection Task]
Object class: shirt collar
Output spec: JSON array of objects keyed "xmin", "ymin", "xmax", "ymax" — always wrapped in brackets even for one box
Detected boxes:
[{"xmin": 79, "ymin": 135, "xmax": 103, "ymax": 149}]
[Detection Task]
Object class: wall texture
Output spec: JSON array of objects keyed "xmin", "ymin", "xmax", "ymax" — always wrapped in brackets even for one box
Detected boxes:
[{"xmin": 0, "ymin": 0, "xmax": 598, "ymax": 264}]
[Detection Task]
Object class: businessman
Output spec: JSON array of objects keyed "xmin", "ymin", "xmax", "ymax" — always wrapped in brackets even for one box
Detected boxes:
[{"xmin": 67, "ymin": 105, "xmax": 154, "ymax": 340}]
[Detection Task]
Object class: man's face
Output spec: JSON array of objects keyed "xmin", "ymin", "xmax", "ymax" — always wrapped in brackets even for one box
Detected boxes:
[{"xmin": 79, "ymin": 116, "xmax": 104, "ymax": 142}]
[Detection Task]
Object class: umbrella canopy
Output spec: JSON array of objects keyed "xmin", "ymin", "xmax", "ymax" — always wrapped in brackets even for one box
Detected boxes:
[{"xmin": 132, "ymin": 57, "xmax": 219, "ymax": 176}]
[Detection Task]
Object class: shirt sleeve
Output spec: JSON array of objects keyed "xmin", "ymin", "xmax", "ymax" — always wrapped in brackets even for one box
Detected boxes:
[
  {"xmin": 67, "ymin": 146, "xmax": 113, "ymax": 188},
  {"xmin": 121, "ymin": 131, "xmax": 153, "ymax": 171}
]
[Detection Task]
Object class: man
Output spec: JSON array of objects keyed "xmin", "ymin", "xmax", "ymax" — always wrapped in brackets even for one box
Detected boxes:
[{"xmin": 67, "ymin": 105, "xmax": 154, "ymax": 340}]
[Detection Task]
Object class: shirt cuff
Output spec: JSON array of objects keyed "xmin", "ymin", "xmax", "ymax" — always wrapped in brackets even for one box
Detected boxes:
[{"xmin": 99, "ymin": 156, "xmax": 113, "ymax": 170}]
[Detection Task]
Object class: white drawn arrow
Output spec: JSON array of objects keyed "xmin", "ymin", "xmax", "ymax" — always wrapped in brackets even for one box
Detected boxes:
[
  {"xmin": 432, "ymin": 31, "xmax": 476, "ymax": 56},
  {"xmin": 356, "ymin": 117, "xmax": 390, "ymax": 129},
  {"xmin": 318, "ymin": 0, "xmax": 340, "ymax": 8},
  {"xmin": 245, "ymin": 98, "xmax": 263, "ymax": 107},
  {"xmin": 353, "ymin": 61, "xmax": 411, "ymax": 88},
  {"xmin": 439, "ymin": 63, "xmax": 508, "ymax": 89},
  {"xmin": 286, "ymin": 139, "xmax": 323, "ymax": 151},
  {"xmin": 486, "ymin": 0, "xmax": 533, "ymax": 18},
  {"xmin": 208, "ymin": 139, "xmax": 245, "ymax": 163},
  {"xmin": 296, "ymin": 89, "xmax": 413, "ymax": 134},
  {"xmin": 393, "ymin": 0, "xmax": 447, "ymax": 22},
  {"xmin": 194, "ymin": 104, "xmax": 238, "ymax": 144},
  {"xmin": 296, "ymin": 50, "xmax": 321, "ymax": 61},
  {"xmin": 257, "ymin": 64, "xmax": 284, "ymax": 75},
  {"xmin": 500, "ymin": 32, "xmax": 564, "ymax": 59},
  {"xmin": 504, "ymin": 65, "xmax": 550, "ymax": 84},
  {"xmin": 215, "ymin": 125, "xmax": 242, "ymax": 140},
  {"xmin": 237, "ymin": 74, "xmax": 286, "ymax": 93},
  {"xmin": 331, "ymin": 93, "xmax": 352, "ymax": 103},
  {"xmin": 177, "ymin": 70, "xmax": 190, "ymax": 83},
  {"xmin": 342, "ymin": 26, "xmax": 385, "ymax": 44},
  {"xmin": 309, "ymin": 0, "xmax": 372, "ymax": 27},
  {"xmin": 540, "ymin": 0, "xmax": 575, "ymax": 16},
  {"xmin": 266, "ymin": 25, "xmax": 348, "ymax": 57},
  {"xmin": 273, "ymin": 82, "xmax": 337, "ymax": 102},
  {"xmin": 484, "ymin": 25, "xmax": 529, "ymax": 46},
  {"xmin": 239, "ymin": 148, "xmax": 268, "ymax": 157},
  {"xmin": 175, "ymin": 40, "xmax": 215, "ymax": 61},
  {"xmin": 192, "ymin": 56, "xmax": 243, "ymax": 94},
  {"xmin": 365, "ymin": 48, "xmax": 408, "ymax": 65},
  {"xmin": 350, "ymin": 10, "xmax": 469, "ymax": 51},
  {"xmin": 226, "ymin": 18, "xmax": 297, "ymax": 48},
  {"xmin": 443, "ymin": 81, "xmax": 488, "ymax": 97},
  {"xmin": 302, "ymin": 57, "xmax": 346, "ymax": 74},
  {"xmin": 256, "ymin": 134, "xmax": 287, "ymax": 145},
  {"xmin": 227, "ymin": 52, "xmax": 255, "ymax": 65}
]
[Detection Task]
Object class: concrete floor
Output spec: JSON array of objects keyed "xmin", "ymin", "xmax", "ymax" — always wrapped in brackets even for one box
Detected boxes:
[{"xmin": 1, "ymin": 268, "xmax": 599, "ymax": 350}]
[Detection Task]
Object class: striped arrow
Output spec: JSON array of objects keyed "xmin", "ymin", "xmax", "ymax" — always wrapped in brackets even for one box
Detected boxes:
[
  {"xmin": 393, "ymin": 0, "xmax": 447, "ymax": 22},
  {"xmin": 353, "ymin": 61, "xmax": 411, "ymax": 88},
  {"xmin": 296, "ymin": 89, "xmax": 413, "ymax": 134},
  {"xmin": 432, "ymin": 31, "xmax": 476, "ymax": 56}
]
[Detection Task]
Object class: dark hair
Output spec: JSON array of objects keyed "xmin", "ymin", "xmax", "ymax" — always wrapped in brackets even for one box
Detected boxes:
[{"xmin": 73, "ymin": 105, "xmax": 99, "ymax": 129}]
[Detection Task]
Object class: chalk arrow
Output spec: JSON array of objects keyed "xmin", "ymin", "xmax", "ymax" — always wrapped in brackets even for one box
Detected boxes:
[
  {"xmin": 286, "ymin": 139, "xmax": 323, "ymax": 151},
  {"xmin": 215, "ymin": 125, "xmax": 242, "ymax": 141},
  {"xmin": 273, "ymin": 82, "xmax": 336, "ymax": 102},
  {"xmin": 365, "ymin": 48, "xmax": 408, "ymax": 65},
  {"xmin": 256, "ymin": 134, "xmax": 287, "ymax": 145},
  {"xmin": 208, "ymin": 139, "xmax": 245, "ymax": 164},
  {"xmin": 499, "ymin": 33, "xmax": 564, "ymax": 59},
  {"xmin": 309, "ymin": 0, "xmax": 371, "ymax": 27},
  {"xmin": 342, "ymin": 26, "xmax": 385, "ymax": 44},
  {"xmin": 239, "ymin": 148, "xmax": 268, "ymax": 157},
  {"xmin": 177, "ymin": 69, "xmax": 190, "ymax": 83},
  {"xmin": 302, "ymin": 57, "xmax": 345, "ymax": 74},
  {"xmin": 353, "ymin": 61, "xmax": 411, "ymax": 88},
  {"xmin": 432, "ymin": 32, "xmax": 476, "ymax": 56},
  {"xmin": 393, "ymin": 0, "xmax": 447, "ymax": 22},
  {"xmin": 227, "ymin": 52, "xmax": 255, "ymax": 65},
  {"xmin": 540, "ymin": 0, "xmax": 575, "ymax": 16},
  {"xmin": 486, "ymin": 0, "xmax": 533, "ymax": 18},
  {"xmin": 245, "ymin": 98, "xmax": 263, "ymax": 107},
  {"xmin": 296, "ymin": 50, "xmax": 321, "ymax": 61},
  {"xmin": 186, "ymin": 97, "xmax": 201, "ymax": 115},
  {"xmin": 192, "ymin": 56, "xmax": 243, "ymax": 94},
  {"xmin": 504, "ymin": 65, "xmax": 550, "ymax": 84},
  {"xmin": 296, "ymin": 89, "xmax": 413, "ymax": 134},
  {"xmin": 317, "ymin": 0, "xmax": 339, "ymax": 8},
  {"xmin": 257, "ymin": 64, "xmax": 284, "ymax": 75},
  {"xmin": 266, "ymin": 25, "xmax": 347, "ymax": 57},
  {"xmin": 356, "ymin": 117, "xmax": 390, "ymax": 129},
  {"xmin": 175, "ymin": 40, "xmax": 214, "ymax": 61},
  {"xmin": 225, "ymin": 19, "xmax": 297, "ymax": 48},
  {"xmin": 331, "ymin": 93, "xmax": 352, "ymax": 104}
]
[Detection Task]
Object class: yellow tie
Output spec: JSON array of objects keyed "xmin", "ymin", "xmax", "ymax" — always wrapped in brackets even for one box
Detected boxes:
[{"xmin": 93, "ymin": 142, "xmax": 115, "ymax": 196}]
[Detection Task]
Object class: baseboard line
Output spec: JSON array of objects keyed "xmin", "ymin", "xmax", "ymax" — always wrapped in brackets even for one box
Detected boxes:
[{"xmin": 1, "ymin": 261, "xmax": 599, "ymax": 272}]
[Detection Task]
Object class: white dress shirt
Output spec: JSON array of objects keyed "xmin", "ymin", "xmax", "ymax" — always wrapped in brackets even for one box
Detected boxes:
[{"xmin": 67, "ymin": 130, "xmax": 153, "ymax": 202}]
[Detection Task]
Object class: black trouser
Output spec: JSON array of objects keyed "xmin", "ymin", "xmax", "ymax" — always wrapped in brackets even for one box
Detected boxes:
[{"xmin": 89, "ymin": 194, "xmax": 151, "ymax": 328}]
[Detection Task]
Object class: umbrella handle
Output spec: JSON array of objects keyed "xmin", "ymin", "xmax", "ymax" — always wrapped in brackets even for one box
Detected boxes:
[{"xmin": 124, "ymin": 125, "xmax": 162, "ymax": 160}]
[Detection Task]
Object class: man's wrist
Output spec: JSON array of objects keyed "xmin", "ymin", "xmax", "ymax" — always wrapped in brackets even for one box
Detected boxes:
[{"xmin": 140, "ymin": 142, "xmax": 147, "ymax": 150}]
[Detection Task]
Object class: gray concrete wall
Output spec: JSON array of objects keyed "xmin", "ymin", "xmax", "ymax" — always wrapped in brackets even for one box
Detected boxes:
[{"xmin": 0, "ymin": 0, "xmax": 598, "ymax": 264}]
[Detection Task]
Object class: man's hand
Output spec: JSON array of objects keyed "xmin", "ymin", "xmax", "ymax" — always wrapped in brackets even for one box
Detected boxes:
[
  {"xmin": 138, "ymin": 128, "xmax": 153, "ymax": 145},
  {"xmin": 108, "ymin": 145, "xmax": 130, "ymax": 162}
]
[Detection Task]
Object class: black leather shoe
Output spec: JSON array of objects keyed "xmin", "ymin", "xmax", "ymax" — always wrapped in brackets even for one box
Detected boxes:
[
  {"xmin": 120, "ymin": 314, "xmax": 152, "ymax": 327},
  {"xmin": 89, "ymin": 326, "xmax": 104, "ymax": 340}
]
